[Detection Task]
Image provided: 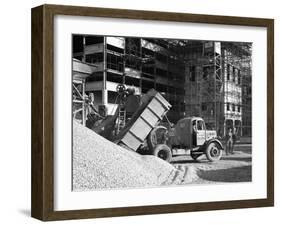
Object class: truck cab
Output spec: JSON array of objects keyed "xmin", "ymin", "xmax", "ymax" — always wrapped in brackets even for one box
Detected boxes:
[
  {"xmin": 192, "ymin": 117, "xmax": 217, "ymax": 146},
  {"xmin": 148, "ymin": 116, "xmax": 223, "ymax": 162}
]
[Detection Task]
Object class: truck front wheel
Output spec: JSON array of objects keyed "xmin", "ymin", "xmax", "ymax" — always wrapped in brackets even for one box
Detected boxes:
[
  {"xmin": 153, "ymin": 144, "xmax": 172, "ymax": 162},
  {"xmin": 205, "ymin": 143, "xmax": 222, "ymax": 162}
]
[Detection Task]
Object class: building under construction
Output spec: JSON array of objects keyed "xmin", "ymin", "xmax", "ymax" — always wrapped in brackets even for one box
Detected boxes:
[
  {"xmin": 72, "ymin": 35, "xmax": 252, "ymax": 138},
  {"xmin": 184, "ymin": 41, "xmax": 252, "ymax": 137}
]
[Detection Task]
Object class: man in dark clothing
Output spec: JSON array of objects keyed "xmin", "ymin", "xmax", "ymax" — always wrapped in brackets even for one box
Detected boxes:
[
  {"xmin": 225, "ymin": 128, "xmax": 233, "ymax": 155},
  {"xmin": 124, "ymin": 88, "xmax": 140, "ymax": 119},
  {"xmin": 231, "ymin": 127, "xmax": 238, "ymax": 154}
]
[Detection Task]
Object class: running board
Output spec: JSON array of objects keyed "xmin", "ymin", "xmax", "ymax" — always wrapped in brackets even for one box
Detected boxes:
[{"xmin": 172, "ymin": 147, "xmax": 201, "ymax": 156}]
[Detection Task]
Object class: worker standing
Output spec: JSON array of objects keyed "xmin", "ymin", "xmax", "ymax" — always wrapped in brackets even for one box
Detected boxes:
[
  {"xmin": 225, "ymin": 128, "xmax": 233, "ymax": 155},
  {"xmin": 231, "ymin": 127, "xmax": 238, "ymax": 154},
  {"xmin": 85, "ymin": 93, "xmax": 100, "ymax": 128},
  {"xmin": 124, "ymin": 88, "xmax": 140, "ymax": 119}
]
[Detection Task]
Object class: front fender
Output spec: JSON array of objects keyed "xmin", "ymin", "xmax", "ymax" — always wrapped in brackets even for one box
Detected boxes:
[{"xmin": 204, "ymin": 138, "xmax": 224, "ymax": 150}]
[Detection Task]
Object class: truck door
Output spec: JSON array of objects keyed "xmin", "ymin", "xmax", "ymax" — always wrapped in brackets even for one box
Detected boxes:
[{"xmin": 196, "ymin": 120, "xmax": 206, "ymax": 146}]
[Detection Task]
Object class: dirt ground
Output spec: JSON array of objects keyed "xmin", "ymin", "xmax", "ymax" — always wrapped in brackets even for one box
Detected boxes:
[
  {"xmin": 73, "ymin": 120, "xmax": 252, "ymax": 189},
  {"xmin": 171, "ymin": 144, "xmax": 252, "ymax": 184}
]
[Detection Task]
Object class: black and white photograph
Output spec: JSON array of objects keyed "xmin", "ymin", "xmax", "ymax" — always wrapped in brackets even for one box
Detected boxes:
[{"xmin": 72, "ymin": 35, "xmax": 252, "ymax": 191}]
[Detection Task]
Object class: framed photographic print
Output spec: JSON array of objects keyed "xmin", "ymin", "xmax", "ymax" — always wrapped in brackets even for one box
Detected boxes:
[{"xmin": 31, "ymin": 4, "xmax": 274, "ymax": 221}]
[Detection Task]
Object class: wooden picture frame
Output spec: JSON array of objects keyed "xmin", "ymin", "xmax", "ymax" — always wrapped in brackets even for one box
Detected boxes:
[{"xmin": 31, "ymin": 4, "xmax": 274, "ymax": 221}]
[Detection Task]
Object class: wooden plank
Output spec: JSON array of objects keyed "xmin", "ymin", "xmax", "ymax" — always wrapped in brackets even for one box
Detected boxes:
[{"xmin": 31, "ymin": 5, "xmax": 44, "ymax": 220}]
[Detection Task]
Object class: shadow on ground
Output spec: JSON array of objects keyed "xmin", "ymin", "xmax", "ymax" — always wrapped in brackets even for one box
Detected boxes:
[
  {"xmin": 222, "ymin": 156, "xmax": 252, "ymax": 163},
  {"xmin": 171, "ymin": 159, "xmax": 201, "ymax": 164},
  {"xmin": 240, "ymin": 149, "xmax": 252, "ymax": 154},
  {"xmin": 198, "ymin": 165, "xmax": 252, "ymax": 182}
]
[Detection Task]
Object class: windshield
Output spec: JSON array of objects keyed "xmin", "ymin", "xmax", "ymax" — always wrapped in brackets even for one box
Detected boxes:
[{"xmin": 197, "ymin": 120, "xmax": 205, "ymax": 130}]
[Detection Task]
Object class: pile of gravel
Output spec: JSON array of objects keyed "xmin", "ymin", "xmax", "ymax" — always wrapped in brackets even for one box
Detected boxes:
[{"xmin": 72, "ymin": 121, "xmax": 187, "ymax": 191}]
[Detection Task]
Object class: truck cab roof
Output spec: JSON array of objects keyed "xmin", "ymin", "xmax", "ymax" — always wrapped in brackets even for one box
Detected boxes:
[{"xmin": 178, "ymin": 116, "xmax": 204, "ymax": 122}]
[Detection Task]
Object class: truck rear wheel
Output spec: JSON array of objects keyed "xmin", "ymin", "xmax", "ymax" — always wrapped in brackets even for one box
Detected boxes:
[
  {"xmin": 148, "ymin": 126, "xmax": 168, "ymax": 151},
  {"xmin": 153, "ymin": 144, "xmax": 172, "ymax": 162},
  {"xmin": 205, "ymin": 143, "xmax": 222, "ymax": 162}
]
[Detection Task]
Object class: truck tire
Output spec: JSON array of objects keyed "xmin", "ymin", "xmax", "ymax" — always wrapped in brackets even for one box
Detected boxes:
[
  {"xmin": 153, "ymin": 144, "xmax": 172, "ymax": 162},
  {"xmin": 205, "ymin": 142, "xmax": 222, "ymax": 162},
  {"xmin": 148, "ymin": 126, "xmax": 168, "ymax": 152}
]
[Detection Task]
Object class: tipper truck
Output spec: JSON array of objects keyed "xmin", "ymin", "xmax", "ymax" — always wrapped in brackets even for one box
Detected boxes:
[{"xmin": 83, "ymin": 85, "xmax": 223, "ymax": 162}]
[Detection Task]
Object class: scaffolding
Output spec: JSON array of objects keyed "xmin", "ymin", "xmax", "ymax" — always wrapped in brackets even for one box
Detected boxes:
[
  {"xmin": 73, "ymin": 35, "xmax": 185, "ymax": 122},
  {"xmin": 222, "ymin": 42, "xmax": 252, "ymax": 137},
  {"xmin": 72, "ymin": 59, "xmax": 97, "ymax": 126},
  {"xmin": 72, "ymin": 36, "xmax": 252, "ymax": 138},
  {"xmin": 185, "ymin": 41, "xmax": 252, "ymax": 137}
]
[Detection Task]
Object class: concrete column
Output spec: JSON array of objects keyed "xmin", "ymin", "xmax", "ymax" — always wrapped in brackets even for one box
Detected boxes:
[
  {"xmin": 102, "ymin": 89, "xmax": 108, "ymax": 105},
  {"xmin": 223, "ymin": 120, "xmax": 226, "ymax": 136}
]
